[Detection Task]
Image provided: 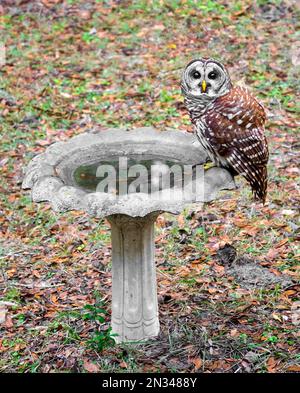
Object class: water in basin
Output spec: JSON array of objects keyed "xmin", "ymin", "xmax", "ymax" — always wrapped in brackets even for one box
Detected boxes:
[{"xmin": 73, "ymin": 155, "xmax": 196, "ymax": 195}]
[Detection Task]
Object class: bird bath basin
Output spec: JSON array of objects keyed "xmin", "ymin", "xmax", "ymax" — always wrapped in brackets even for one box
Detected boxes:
[{"xmin": 22, "ymin": 127, "xmax": 235, "ymax": 343}]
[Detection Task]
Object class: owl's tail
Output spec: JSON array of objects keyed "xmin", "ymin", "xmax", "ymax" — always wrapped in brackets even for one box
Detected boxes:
[
  {"xmin": 226, "ymin": 158, "xmax": 268, "ymax": 204},
  {"xmin": 246, "ymin": 165, "xmax": 268, "ymax": 204}
]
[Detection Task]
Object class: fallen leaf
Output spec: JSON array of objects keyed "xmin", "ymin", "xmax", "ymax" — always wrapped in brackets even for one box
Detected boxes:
[
  {"xmin": 191, "ymin": 357, "xmax": 202, "ymax": 370},
  {"xmin": 5, "ymin": 315, "xmax": 13, "ymax": 328},
  {"xmin": 50, "ymin": 294, "xmax": 58, "ymax": 303},
  {"xmin": 233, "ymin": 218, "xmax": 248, "ymax": 228},
  {"xmin": 176, "ymin": 266, "xmax": 191, "ymax": 277},
  {"xmin": 286, "ymin": 365, "xmax": 300, "ymax": 372},
  {"xmin": 266, "ymin": 357, "xmax": 279, "ymax": 373},
  {"xmin": 230, "ymin": 328, "xmax": 238, "ymax": 337},
  {"xmin": 240, "ymin": 226, "xmax": 259, "ymax": 236},
  {"xmin": 272, "ymin": 313, "xmax": 282, "ymax": 322},
  {"xmin": 83, "ymin": 359, "xmax": 100, "ymax": 373},
  {"xmin": 177, "ymin": 214, "xmax": 185, "ymax": 228},
  {"xmin": 275, "ymin": 239, "xmax": 289, "ymax": 248}
]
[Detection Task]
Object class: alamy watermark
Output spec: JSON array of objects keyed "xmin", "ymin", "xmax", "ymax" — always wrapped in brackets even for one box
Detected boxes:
[{"xmin": 77, "ymin": 157, "xmax": 207, "ymax": 202}]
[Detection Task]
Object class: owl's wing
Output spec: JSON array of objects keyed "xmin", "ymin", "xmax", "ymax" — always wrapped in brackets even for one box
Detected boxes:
[
  {"xmin": 202, "ymin": 86, "xmax": 269, "ymax": 201},
  {"xmin": 212, "ymin": 86, "xmax": 266, "ymax": 128},
  {"xmin": 203, "ymin": 86, "xmax": 268, "ymax": 164}
]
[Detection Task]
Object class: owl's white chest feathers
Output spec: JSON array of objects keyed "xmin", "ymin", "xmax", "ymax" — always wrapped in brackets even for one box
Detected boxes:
[
  {"xmin": 194, "ymin": 119, "xmax": 228, "ymax": 168},
  {"xmin": 195, "ymin": 120, "xmax": 216, "ymax": 161},
  {"xmin": 185, "ymin": 96, "xmax": 229, "ymax": 167}
]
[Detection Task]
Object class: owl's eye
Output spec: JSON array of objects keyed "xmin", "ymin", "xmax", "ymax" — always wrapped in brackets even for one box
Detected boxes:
[
  {"xmin": 192, "ymin": 71, "xmax": 201, "ymax": 79},
  {"xmin": 208, "ymin": 71, "xmax": 218, "ymax": 80}
]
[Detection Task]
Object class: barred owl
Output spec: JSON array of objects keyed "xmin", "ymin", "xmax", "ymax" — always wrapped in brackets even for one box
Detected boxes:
[{"xmin": 181, "ymin": 58, "xmax": 269, "ymax": 203}]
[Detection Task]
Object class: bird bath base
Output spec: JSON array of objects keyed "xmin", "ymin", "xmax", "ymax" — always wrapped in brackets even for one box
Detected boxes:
[
  {"xmin": 108, "ymin": 213, "xmax": 159, "ymax": 343},
  {"xmin": 22, "ymin": 127, "xmax": 235, "ymax": 343}
]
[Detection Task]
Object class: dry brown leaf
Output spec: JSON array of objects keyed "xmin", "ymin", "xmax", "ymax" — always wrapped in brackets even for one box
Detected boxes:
[
  {"xmin": 275, "ymin": 239, "xmax": 289, "ymax": 248},
  {"xmin": 83, "ymin": 359, "xmax": 100, "ymax": 373},
  {"xmin": 191, "ymin": 357, "xmax": 203, "ymax": 370},
  {"xmin": 5, "ymin": 315, "xmax": 13, "ymax": 328},
  {"xmin": 240, "ymin": 226, "xmax": 259, "ymax": 236},
  {"xmin": 286, "ymin": 365, "xmax": 300, "ymax": 372},
  {"xmin": 272, "ymin": 313, "xmax": 282, "ymax": 322},
  {"xmin": 50, "ymin": 294, "xmax": 58, "ymax": 303},
  {"xmin": 266, "ymin": 357, "xmax": 280, "ymax": 373},
  {"xmin": 230, "ymin": 329, "xmax": 238, "ymax": 337},
  {"xmin": 176, "ymin": 266, "xmax": 190, "ymax": 277},
  {"xmin": 233, "ymin": 218, "xmax": 248, "ymax": 228},
  {"xmin": 177, "ymin": 214, "xmax": 185, "ymax": 228}
]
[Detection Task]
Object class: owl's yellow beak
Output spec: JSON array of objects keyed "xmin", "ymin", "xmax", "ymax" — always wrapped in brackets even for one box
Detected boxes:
[{"xmin": 201, "ymin": 80, "xmax": 207, "ymax": 93}]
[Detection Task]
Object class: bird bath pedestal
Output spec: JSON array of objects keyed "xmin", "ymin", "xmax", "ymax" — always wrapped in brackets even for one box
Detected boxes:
[
  {"xmin": 22, "ymin": 127, "xmax": 235, "ymax": 343},
  {"xmin": 108, "ymin": 213, "xmax": 160, "ymax": 341}
]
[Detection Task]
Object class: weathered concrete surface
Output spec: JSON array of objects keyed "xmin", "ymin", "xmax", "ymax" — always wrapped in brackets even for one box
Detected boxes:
[
  {"xmin": 108, "ymin": 213, "xmax": 160, "ymax": 343},
  {"xmin": 23, "ymin": 127, "xmax": 235, "ymax": 218},
  {"xmin": 22, "ymin": 127, "xmax": 235, "ymax": 342}
]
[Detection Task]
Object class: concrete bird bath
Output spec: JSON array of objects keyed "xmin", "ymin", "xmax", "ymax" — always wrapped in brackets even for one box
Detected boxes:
[{"xmin": 22, "ymin": 127, "xmax": 235, "ymax": 343}]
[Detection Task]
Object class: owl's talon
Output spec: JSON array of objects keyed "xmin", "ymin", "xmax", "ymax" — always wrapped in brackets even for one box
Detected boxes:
[{"xmin": 203, "ymin": 162, "xmax": 215, "ymax": 170}]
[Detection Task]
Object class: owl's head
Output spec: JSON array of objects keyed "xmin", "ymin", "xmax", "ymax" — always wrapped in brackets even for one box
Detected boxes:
[{"xmin": 181, "ymin": 58, "xmax": 232, "ymax": 101}]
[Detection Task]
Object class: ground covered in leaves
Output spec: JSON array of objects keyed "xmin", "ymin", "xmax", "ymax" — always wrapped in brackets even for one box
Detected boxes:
[{"xmin": 0, "ymin": 0, "xmax": 299, "ymax": 373}]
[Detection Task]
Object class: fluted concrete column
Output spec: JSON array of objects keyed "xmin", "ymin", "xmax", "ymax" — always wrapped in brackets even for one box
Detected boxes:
[{"xmin": 107, "ymin": 213, "xmax": 160, "ymax": 343}]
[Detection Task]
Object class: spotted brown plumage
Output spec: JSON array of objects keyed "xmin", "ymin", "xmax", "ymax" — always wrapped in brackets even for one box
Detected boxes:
[
  {"xmin": 181, "ymin": 58, "xmax": 269, "ymax": 203},
  {"xmin": 200, "ymin": 86, "xmax": 268, "ymax": 202}
]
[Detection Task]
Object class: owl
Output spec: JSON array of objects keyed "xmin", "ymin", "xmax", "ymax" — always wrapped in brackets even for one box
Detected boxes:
[{"xmin": 181, "ymin": 58, "xmax": 269, "ymax": 203}]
